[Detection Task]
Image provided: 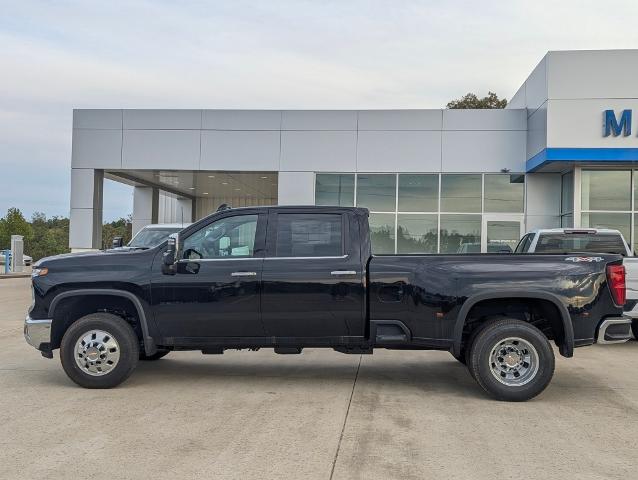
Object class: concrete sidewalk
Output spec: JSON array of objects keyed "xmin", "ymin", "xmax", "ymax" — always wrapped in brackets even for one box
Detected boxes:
[{"xmin": 1, "ymin": 277, "xmax": 637, "ymax": 480}]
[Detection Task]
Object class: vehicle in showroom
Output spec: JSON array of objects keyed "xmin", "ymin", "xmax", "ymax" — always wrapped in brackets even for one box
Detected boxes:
[
  {"xmin": 24, "ymin": 206, "xmax": 632, "ymax": 401},
  {"xmin": 515, "ymin": 228, "xmax": 638, "ymax": 339},
  {"xmin": 112, "ymin": 222, "xmax": 191, "ymax": 250}
]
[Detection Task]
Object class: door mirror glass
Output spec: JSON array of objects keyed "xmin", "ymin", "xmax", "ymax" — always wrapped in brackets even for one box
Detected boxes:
[
  {"xmin": 163, "ymin": 233, "xmax": 179, "ymax": 266},
  {"xmin": 111, "ymin": 236, "xmax": 124, "ymax": 248}
]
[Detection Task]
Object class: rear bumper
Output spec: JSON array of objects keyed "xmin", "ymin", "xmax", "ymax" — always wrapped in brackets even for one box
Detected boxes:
[
  {"xmin": 596, "ymin": 317, "xmax": 633, "ymax": 344},
  {"xmin": 24, "ymin": 315, "xmax": 52, "ymax": 352}
]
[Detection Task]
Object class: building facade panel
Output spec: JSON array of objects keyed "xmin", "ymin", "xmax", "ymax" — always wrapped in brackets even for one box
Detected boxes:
[
  {"xmin": 73, "ymin": 109, "xmax": 122, "ymax": 129},
  {"xmin": 357, "ymin": 110, "xmax": 442, "ymax": 130},
  {"xmin": 123, "ymin": 109, "xmax": 202, "ymax": 130},
  {"xmin": 280, "ymin": 130, "xmax": 357, "ymax": 172},
  {"xmin": 202, "ymin": 110, "xmax": 282, "ymax": 130},
  {"xmin": 281, "ymin": 110, "xmax": 357, "ymax": 130},
  {"xmin": 441, "ymin": 130, "xmax": 526, "ymax": 172},
  {"xmin": 71, "ymin": 129, "xmax": 122, "ymax": 168},
  {"xmin": 122, "ymin": 129, "xmax": 200, "ymax": 169},
  {"xmin": 356, "ymin": 130, "xmax": 442, "ymax": 172},
  {"xmin": 547, "ymin": 98, "xmax": 638, "ymax": 148},
  {"xmin": 200, "ymin": 130, "xmax": 280, "ymax": 171},
  {"xmin": 547, "ymin": 50, "xmax": 638, "ymax": 100},
  {"xmin": 442, "ymin": 109, "xmax": 527, "ymax": 131}
]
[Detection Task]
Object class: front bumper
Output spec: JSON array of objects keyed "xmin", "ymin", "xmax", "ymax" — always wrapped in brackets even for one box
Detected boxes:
[
  {"xmin": 24, "ymin": 315, "xmax": 52, "ymax": 352},
  {"xmin": 596, "ymin": 317, "xmax": 633, "ymax": 344}
]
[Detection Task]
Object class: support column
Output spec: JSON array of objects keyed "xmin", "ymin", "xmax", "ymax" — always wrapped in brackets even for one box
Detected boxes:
[
  {"xmin": 132, "ymin": 186, "xmax": 159, "ymax": 236},
  {"xmin": 69, "ymin": 168, "xmax": 104, "ymax": 251},
  {"xmin": 278, "ymin": 171, "xmax": 315, "ymax": 205},
  {"xmin": 177, "ymin": 197, "xmax": 195, "ymax": 223}
]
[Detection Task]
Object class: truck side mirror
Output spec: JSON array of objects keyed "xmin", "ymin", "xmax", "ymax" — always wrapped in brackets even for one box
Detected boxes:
[
  {"xmin": 162, "ymin": 233, "xmax": 180, "ymax": 274},
  {"xmin": 112, "ymin": 236, "xmax": 124, "ymax": 248}
]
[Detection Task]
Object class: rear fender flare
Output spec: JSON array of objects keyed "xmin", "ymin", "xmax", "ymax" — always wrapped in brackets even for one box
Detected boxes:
[{"xmin": 451, "ymin": 291, "xmax": 574, "ymax": 358}]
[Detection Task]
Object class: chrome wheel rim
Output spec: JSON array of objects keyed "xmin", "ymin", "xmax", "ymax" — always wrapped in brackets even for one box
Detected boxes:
[
  {"xmin": 74, "ymin": 330, "xmax": 120, "ymax": 376},
  {"xmin": 489, "ymin": 337, "xmax": 539, "ymax": 387}
]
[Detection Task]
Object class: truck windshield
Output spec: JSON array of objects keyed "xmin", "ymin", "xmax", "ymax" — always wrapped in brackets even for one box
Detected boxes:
[
  {"xmin": 535, "ymin": 233, "xmax": 627, "ymax": 256},
  {"xmin": 129, "ymin": 228, "xmax": 181, "ymax": 248}
]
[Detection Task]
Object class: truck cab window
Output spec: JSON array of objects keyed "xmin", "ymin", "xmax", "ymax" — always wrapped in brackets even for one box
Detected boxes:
[
  {"xmin": 515, "ymin": 234, "xmax": 532, "ymax": 253},
  {"xmin": 274, "ymin": 213, "xmax": 343, "ymax": 257},
  {"xmin": 182, "ymin": 215, "xmax": 258, "ymax": 259}
]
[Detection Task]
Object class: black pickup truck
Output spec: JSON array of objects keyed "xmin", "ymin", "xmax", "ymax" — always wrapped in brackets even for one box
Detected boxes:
[{"xmin": 25, "ymin": 206, "xmax": 633, "ymax": 401}]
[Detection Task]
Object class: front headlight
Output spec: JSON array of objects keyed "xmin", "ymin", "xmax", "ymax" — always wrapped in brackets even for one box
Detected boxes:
[{"xmin": 31, "ymin": 267, "xmax": 48, "ymax": 277}]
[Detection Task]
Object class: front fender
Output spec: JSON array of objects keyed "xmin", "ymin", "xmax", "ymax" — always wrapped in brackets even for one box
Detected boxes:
[{"xmin": 48, "ymin": 288, "xmax": 157, "ymax": 355}]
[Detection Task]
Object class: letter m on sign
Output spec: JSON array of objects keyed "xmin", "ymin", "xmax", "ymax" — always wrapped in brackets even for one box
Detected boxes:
[{"xmin": 604, "ymin": 109, "xmax": 632, "ymax": 137}]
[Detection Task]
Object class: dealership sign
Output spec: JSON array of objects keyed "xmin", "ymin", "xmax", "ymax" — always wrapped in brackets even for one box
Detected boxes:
[{"xmin": 604, "ymin": 109, "xmax": 633, "ymax": 137}]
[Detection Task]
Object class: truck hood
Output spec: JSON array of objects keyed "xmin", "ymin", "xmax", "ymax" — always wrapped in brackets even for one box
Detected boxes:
[{"xmin": 35, "ymin": 248, "xmax": 154, "ymax": 267}]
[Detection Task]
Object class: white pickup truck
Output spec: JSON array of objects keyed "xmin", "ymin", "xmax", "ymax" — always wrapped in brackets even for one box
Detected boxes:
[{"xmin": 515, "ymin": 228, "xmax": 638, "ymax": 338}]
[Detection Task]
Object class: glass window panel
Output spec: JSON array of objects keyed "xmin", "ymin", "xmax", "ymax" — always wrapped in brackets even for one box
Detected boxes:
[
  {"xmin": 581, "ymin": 170, "xmax": 630, "ymax": 211},
  {"xmin": 561, "ymin": 172, "xmax": 574, "ymax": 215},
  {"xmin": 357, "ymin": 174, "xmax": 396, "ymax": 212},
  {"xmin": 397, "ymin": 214, "xmax": 438, "ymax": 253},
  {"xmin": 275, "ymin": 214, "xmax": 342, "ymax": 257},
  {"xmin": 634, "ymin": 214, "xmax": 638, "ymax": 255},
  {"xmin": 183, "ymin": 215, "xmax": 258, "ymax": 259},
  {"xmin": 483, "ymin": 174, "xmax": 524, "ymax": 213},
  {"xmin": 440, "ymin": 214, "xmax": 481, "ymax": 254},
  {"xmin": 440, "ymin": 174, "xmax": 481, "ymax": 213},
  {"xmin": 486, "ymin": 220, "xmax": 520, "ymax": 253},
  {"xmin": 581, "ymin": 212, "xmax": 631, "ymax": 243},
  {"xmin": 398, "ymin": 174, "xmax": 438, "ymax": 212},
  {"xmin": 315, "ymin": 174, "xmax": 354, "ymax": 206},
  {"xmin": 369, "ymin": 213, "xmax": 395, "ymax": 254},
  {"xmin": 560, "ymin": 214, "xmax": 574, "ymax": 228},
  {"xmin": 535, "ymin": 233, "xmax": 627, "ymax": 255}
]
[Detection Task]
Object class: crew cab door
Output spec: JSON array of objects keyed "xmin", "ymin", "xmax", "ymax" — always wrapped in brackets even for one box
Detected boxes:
[
  {"xmin": 260, "ymin": 209, "xmax": 365, "ymax": 339},
  {"xmin": 151, "ymin": 211, "xmax": 267, "ymax": 339}
]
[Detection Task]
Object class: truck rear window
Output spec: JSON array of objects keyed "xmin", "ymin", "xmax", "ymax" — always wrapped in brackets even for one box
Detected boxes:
[{"xmin": 535, "ymin": 233, "xmax": 626, "ymax": 255}]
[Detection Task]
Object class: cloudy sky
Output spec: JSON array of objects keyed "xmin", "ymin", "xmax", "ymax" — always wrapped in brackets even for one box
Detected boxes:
[{"xmin": 1, "ymin": 0, "xmax": 637, "ymax": 221}]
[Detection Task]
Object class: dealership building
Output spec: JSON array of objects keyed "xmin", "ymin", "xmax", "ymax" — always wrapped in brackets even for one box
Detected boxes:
[{"xmin": 70, "ymin": 49, "xmax": 638, "ymax": 253}]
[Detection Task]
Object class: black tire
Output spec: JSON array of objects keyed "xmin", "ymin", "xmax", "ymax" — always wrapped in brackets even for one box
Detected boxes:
[
  {"xmin": 60, "ymin": 313, "xmax": 139, "ymax": 389},
  {"xmin": 632, "ymin": 319, "xmax": 638, "ymax": 341},
  {"xmin": 467, "ymin": 318, "xmax": 555, "ymax": 402},
  {"xmin": 140, "ymin": 349, "xmax": 170, "ymax": 361}
]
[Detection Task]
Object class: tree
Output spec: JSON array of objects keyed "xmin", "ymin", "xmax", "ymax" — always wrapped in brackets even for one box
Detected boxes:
[
  {"xmin": 102, "ymin": 216, "xmax": 132, "ymax": 249},
  {"xmin": 26, "ymin": 212, "xmax": 70, "ymax": 261},
  {"xmin": 0, "ymin": 208, "xmax": 33, "ymax": 250},
  {"xmin": 446, "ymin": 91, "xmax": 507, "ymax": 109}
]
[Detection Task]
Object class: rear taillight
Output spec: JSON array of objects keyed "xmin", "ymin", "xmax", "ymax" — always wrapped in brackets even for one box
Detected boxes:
[{"xmin": 606, "ymin": 264, "xmax": 626, "ymax": 306}]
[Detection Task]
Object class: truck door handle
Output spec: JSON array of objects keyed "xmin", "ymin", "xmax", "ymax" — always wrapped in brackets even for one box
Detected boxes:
[
  {"xmin": 331, "ymin": 270, "xmax": 357, "ymax": 276},
  {"xmin": 231, "ymin": 271, "xmax": 257, "ymax": 277}
]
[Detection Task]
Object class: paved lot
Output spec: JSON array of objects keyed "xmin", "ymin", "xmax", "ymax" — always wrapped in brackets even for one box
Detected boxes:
[{"xmin": 1, "ymin": 277, "xmax": 637, "ymax": 480}]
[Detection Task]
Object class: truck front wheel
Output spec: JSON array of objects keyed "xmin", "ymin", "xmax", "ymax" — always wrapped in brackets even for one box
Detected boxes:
[
  {"xmin": 60, "ymin": 313, "xmax": 139, "ymax": 388},
  {"xmin": 467, "ymin": 318, "xmax": 555, "ymax": 402}
]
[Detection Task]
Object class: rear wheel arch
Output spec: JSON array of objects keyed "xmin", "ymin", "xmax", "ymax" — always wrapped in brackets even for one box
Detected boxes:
[
  {"xmin": 48, "ymin": 289, "xmax": 156, "ymax": 355},
  {"xmin": 452, "ymin": 291, "xmax": 574, "ymax": 359}
]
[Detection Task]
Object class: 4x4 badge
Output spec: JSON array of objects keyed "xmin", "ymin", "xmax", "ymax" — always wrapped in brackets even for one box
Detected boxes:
[{"xmin": 564, "ymin": 256, "xmax": 604, "ymax": 262}]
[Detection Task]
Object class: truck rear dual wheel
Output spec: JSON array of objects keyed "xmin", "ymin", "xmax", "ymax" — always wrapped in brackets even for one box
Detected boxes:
[
  {"xmin": 60, "ymin": 313, "xmax": 139, "ymax": 389},
  {"xmin": 467, "ymin": 318, "xmax": 555, "ymax": 402}
]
